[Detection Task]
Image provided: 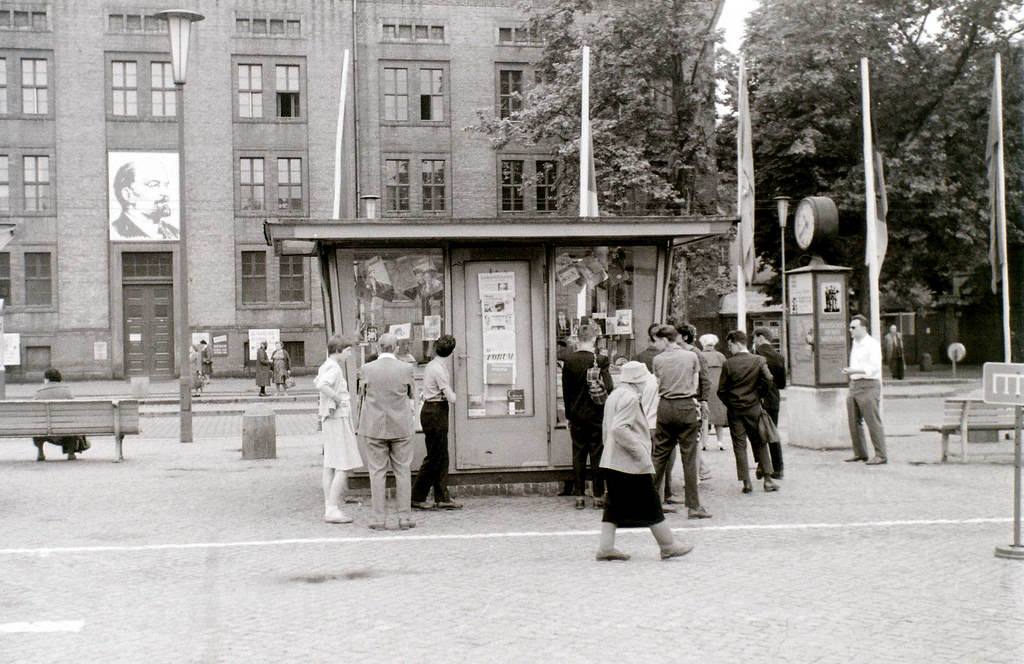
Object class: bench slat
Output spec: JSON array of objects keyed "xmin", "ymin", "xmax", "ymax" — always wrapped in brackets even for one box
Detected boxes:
[{"xmin": 0, "ymin": 399, "xmax": 140, "ymax": 459}]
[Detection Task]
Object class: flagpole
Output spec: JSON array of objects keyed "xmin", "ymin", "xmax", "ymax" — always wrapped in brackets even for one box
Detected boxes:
[
  {"xmin": 861, "ymin": 58, "xmax": 881, "ymax": 341},
  {"xmin": 580, "ymin": 45, "xmax": 591, "ymax": 217},
  {"xmin": 332, "ymin": 49, "xmax": 351, "ymax": 220},
  {"xmin": 994, "ymin": 53, "xmax": 1011, "ymax": 362},
  {"xmin": 736, "ymin": 54, "xmax": 754, "ymax": 333}
]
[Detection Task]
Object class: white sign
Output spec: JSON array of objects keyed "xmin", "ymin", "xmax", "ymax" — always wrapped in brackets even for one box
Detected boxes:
[
  {"xmin": 3, "ymin": 333, "xmax": 20, "ymax": 365},
  {"xmin": 983, "ymin": 362, "xmax": 1024, "ymax": 405},
  {"xmin": 388, "ymin": 323, "xmax": 411, "ymax": 340},
  {"xmin": 93, "ymin": 341, "xmax": 108, "ymax": 361},
  {"xmin": 789, "ymin": 273, "xmax": 813, "ymax": 315},
  {"xmin": 191, "ymin": 332, "xmax": 211, "ymax": 347},
  {"xmin": 478, "ymin": 271, "xmax": 515, "ymax": 296},
  {"xmin": 613, "ymin": 309, "xmax": 633, "ymax": 335},
  {"xmin": 248, "ymin": 329, "xmax": 280, "ymax": 360},
  {"xmin": 108, "ymin": 151, "xmax": 180, "ymax": 242}
]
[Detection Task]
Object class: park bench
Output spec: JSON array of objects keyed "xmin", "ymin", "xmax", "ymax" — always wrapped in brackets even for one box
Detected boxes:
[
  {"xmin": 0, "ymin": 399, "xmax": 140, "ymax": 462},
  {"xmin": 920, "ymin": 397, "xmax": 1018, "ymax": 462}
]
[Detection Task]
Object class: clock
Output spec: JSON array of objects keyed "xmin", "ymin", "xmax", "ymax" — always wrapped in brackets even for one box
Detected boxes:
[{"xmin": 792, "ymin": 196, "xmax": 838, "ymax": 251}]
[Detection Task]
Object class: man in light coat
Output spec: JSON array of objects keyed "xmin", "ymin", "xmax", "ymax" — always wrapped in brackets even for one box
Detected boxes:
[{"xmin": 357, "ymin": 333, "xmax": 417, "ymax": 529}]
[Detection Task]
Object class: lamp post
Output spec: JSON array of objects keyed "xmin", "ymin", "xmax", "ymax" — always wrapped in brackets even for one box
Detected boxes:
[
  {"xmin": 774, "ymin": 196, "xmax": 791, "ymax": 374},
  {"xmin": 155, "ymin": 9, "xmax": 204, "ymax": 443}
]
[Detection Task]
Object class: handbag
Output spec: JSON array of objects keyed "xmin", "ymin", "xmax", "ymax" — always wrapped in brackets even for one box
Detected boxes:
[{"xmin": 757, "ymin": 408, "xmax": 781, "ymax": 445}]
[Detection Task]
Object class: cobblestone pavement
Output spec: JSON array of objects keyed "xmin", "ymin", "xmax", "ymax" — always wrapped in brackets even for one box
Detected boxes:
[{"xmin": 1, "ymin": 394, "xmax": 1022, "ymax": 663}]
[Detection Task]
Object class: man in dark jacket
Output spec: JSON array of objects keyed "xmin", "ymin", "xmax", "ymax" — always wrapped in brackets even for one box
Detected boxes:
[
  {"xmin": 562, "ymin": 324, "xmax": 613, "ymax": 510},
  {"xmin": 752, "ymin": 327, "xmax": 785, "ymax": 479},
  {"xmin": 718, "ymin": 330, "xmax": 779, "ymax": 494},
  {"xmin": 32, "ymin": 368, "xmax": 90, "ymax": 461}
]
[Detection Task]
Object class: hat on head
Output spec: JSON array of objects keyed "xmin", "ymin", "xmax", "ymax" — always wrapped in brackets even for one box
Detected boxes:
[
  {"xmin": 618, "ymin": 360, "xmax": 651, "ymax": 384},
  {"xmin": 698, "ymin": 333, "xmax": 718, "ymax": 349}
]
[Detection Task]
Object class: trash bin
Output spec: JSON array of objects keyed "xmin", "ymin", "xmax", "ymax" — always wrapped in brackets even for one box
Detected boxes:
[
  {"xmin": 919, "ymin": 352, "xmax": 933, "ymax": 372},
  {"xmin": 242, "ymin": 405, "xmax": 276, "ymax": 459}
]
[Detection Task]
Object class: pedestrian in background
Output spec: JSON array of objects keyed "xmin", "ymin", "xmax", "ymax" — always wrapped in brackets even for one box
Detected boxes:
[
  {"xmin": 698, "ymin": 334, "xmax": 728, "ymax": 451},
  {"xmin": 676, "ymin": 323, "xmax": 712, "ymax": 483},
  {"xmin": 561, "ymin": 324, "xmax": 612, "ymax": 510},
  {"xmin": 718, "ymin": 330, "xmax": 779, "ymax": 494},
  {"xmin": 412, "ymin": 334, "xmax": 462, "ymax": 511},
  {"xmin": 752, "ymin": 327, "xmax": 785, "ymax": 479},
  {"xmin": 189, "ymin": 343, "xmax": 204, "ymax": 397},
  {"xmin": 595, "ymin": 361, "xmax": 693, "ymax": 562},
  {"xmin": 884, "ymin": 324, "xmax": 905, "ymax": 380},
  {"xmin": 844, "ymin": 315, "xmax": 888, "ymax": 465},
  {"xmin": 271, "ymin": 341, "xmax": 291, "ymax": 395},
  {"xmin": 315, "ymin": 334, "xmax": 363, "ymax": 524},
  {"xmin": 255, "ymin": 340, "xmax": 271, "ymax": 397},
  {"xmin": 635, "ymin": 322, "xmax": 677, "ymax": 504},
  {"xmin": 199, "ymin": 339, "xmax": 213, "ymax": 380}
]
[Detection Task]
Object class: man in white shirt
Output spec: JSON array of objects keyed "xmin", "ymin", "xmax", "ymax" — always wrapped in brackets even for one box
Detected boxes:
[{"xmin": 842, "ymin": 315, "xmax": 887, "ymax": 465}]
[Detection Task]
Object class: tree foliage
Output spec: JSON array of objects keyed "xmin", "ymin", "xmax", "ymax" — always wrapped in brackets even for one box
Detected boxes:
[{"xmin": 731, "ymin": 0, "xmax": 1023, "ymax": 311}]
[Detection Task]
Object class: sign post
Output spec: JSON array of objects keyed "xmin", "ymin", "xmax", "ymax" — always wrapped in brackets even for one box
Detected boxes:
[{"xmin": 983, "ymin": 362, "xmax": 1024, "ymax": 560}]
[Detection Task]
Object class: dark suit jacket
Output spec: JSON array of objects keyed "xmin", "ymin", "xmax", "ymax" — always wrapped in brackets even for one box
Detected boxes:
[
  {"xmin": 111, "ymin": 212, "xmax": 149, "ymax": 239},
  {"xmin": 755, "ymin": 343, "xmax": 786, "ymax": 414},
  {"xmin": 717, "ymin": 351, "xmax": 773, "ymax": 415}
]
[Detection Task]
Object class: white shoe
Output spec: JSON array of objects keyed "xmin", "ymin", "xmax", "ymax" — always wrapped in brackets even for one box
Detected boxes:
[{"xmin": 324, "ymin": 507, "xmax": 353, "ymax": 524}]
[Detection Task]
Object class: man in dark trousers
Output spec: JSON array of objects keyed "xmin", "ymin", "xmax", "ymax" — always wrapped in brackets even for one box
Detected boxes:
[
  {"xmin": 633, "ymin": 322, "xmax": 679, "ymax": 504},
  {"xmin": 718, "ymin": 330, "xmax": 779, "ymax": 494},
  {"xmin": 752, "ymin": 327, "xmax": 785, "ymax": 479},
  {"xmin": 562, "ymin": 324, "xmax": 613, "ymax": 510}
]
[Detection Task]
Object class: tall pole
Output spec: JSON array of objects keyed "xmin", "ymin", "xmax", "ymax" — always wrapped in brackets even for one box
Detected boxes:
[
  {"xmin": 993, "ymin": 53, "xmax": 1011, "ymax": 362},
  {"xmin": 860, "ymin": 58, "xmax": 881, "ymax": 341},
  {"xmin": 176, "ymin": 81, "xmax": 192, "ymax": 443}
]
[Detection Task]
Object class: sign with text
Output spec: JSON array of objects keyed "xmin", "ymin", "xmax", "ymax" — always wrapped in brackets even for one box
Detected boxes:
[{"xmin": 983, "ymin": 362, "xmax": 1024, "ymax": 405}]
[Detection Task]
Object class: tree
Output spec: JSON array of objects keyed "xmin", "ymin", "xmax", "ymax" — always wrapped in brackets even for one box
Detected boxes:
[{"xmin": 730, "ymin": 0, "xmax": 1023, "ymax": 313}]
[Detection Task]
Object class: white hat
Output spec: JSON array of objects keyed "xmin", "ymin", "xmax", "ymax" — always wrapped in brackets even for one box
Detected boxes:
[
  {"xmin": 618, "ymin": 360, "xmax": 651, "ymax": 384},
  {"xmin": 699, "ymin": 333, "xmax": 719, "ymax": 349}
]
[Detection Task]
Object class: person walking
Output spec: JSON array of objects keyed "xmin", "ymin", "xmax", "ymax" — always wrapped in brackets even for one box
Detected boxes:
[
  {"xmin": 411, "ymin": 334, "xmax": 462, "ymax": 511},
  {"xmin": 271, "ymin": 341, "xmax": 291, "ymax": 395},
  {"xmin": 676, "ymin": 323, "xmax": 712, "ymax": 483},
  {"xmin": 884, "ymin": 324, "xmax": 906, "ymax": 380},
  {"xmin": 844, "ymin": 315, "xmax": 888, "ymax": 465},
  {"xmin": 32, "ymin": 368, "xmax": 90, "ymax": 461},
  {"xmin": 595, "ymin": 361, "xmax": 694, "ymax": 562},
  {"xmin": 255, "ymin": 340, "xmax": 271, "ymax": 396},
  {"xmin": 315, "ymin": 335, "xmax": 363, "ymax": 524},
  {"xmin": 562, "ymin": 324, "xmax": 613, "ymax": 510},
  {"xmin": 752, "ymin": 327, "xmax": 786, "ymax": 479},
  {"xmin": 356, "ymin": 333, "xmax": 417, "ymax": 530},
  {"xmin": 718, "ymin": 330, "xmax": 779, "ymax": 494},
  {"xmin": 189, "ymin": 343, "xmax": 204, "ymax": 397},
  {"xmin": 698, "ymin": 334, "xmax": 728, "ymax": 451},
  {"xmin": 199, "ymin": 339, "xmax": 213, "ymax": 380},
  {"xmin": 651, "ymin": 325, "xmax": 711, "ymax": 519}
]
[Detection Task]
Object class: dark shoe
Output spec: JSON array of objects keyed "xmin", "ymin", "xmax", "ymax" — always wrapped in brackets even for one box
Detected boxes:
[
  {"xmin": 688, "ymin": 507, "xmax": 712, "ymax": 519},
  {"xmin": 771, "ymin": 471, "xmax": 784, "ymax": 480},
  {"xmin": 411, "ymin": 501, "xmax": 435, "ymax": 510},
  {"xmin": 398, "ymin": 518, "xmax": 416, "ymax": 530},
  {"xmin": 741, "ymin": 480, "xmax": 753, "ymax": 494},
  {"xmin": 595, "ymin": 548, "xmax": 631, "ymax": 561},
  {"xmin": 661, "ymin": 504, "xmax": 678, "ymax": 513},
  {"xmin": 755, "ymin": 464, "xmax": 764, "ymax": 479},
  {"xmin": 435, "ymin": 501, "xmax": 463, "ymax": 510},
  {"xmin": 660, "ymin": 543, "xmax": 694, "ymax": 560},
  {"xmin": 845, "ymin": 456, "xmax": 868, "ymax": 462},
  {"xmin": 866, "ymin": 457, "xmax": 887, "ymax": 465},
  {"xmin": 574, "ymin": 497, "xmax": 586, "ymax": 510},
  {"xmin": 36, "ymin": 452, "xmax": 45, "ymax": 462},
  {"xmin": 592, "ymin": 497, "xmax": 604, "ymax": 509},
  {"xmin": 67, "ymin": 453, "xmax": 77, "ymax": 461},
  {"xmin": 763, "ymin": 479, "xmax": 780, "ymax": 492}
]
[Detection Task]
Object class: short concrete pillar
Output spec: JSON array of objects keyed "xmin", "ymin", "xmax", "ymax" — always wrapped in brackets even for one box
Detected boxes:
[
  {"xmin": 786, "ymin": 385, "xmax": 849, "ymax": 450},
  {"xmin": 130, "ymin": 376, "xmax": 150, "ymax": 398},
  {"xmin": 242, "ymin": 406, "xmax": 276, "ymax": 459}
]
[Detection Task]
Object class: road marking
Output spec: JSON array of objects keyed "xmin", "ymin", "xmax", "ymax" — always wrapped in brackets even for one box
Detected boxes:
[
  {"xmin": 0, "ymin": 621, "xmax": 85, "ymax": 633},
  {"xmin": 0, "ymin": 517, "xmax": 1011, "ymax": 557}
]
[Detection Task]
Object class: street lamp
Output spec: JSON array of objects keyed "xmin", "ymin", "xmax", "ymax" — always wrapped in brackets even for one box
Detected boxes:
[
  {"xmin": 155, "ymin": 9, "xmax": 204, "ymax": 444},
  {"xmin": 774, "ymin": 195, "xmax": 791, "ymax": 374}
]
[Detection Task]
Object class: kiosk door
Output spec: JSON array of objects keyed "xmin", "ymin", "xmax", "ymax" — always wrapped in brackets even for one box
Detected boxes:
[{"xmin": 452, "ymin": 248, "xmax": 548, "ymax": 469}]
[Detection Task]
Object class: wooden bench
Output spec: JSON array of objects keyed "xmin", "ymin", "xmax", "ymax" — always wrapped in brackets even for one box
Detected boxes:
[
  {"xmin": 920, "ymin": 398, "xmax": 1018, "ymax": 462},
  {"xmin": 0, "ymin": 399, "xmax": 140, "ymax": 462}
]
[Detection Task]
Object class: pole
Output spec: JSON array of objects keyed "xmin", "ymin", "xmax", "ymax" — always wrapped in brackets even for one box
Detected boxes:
[
  {"xmin": 780, "ymin": 224, "xmax": 788, "ymax": 370},
  {"xmin": 860, "ymin": 58, "xmax": 881, "ymax": 341},
  {"xmin": 332, "ymin": 49, "xmax": 351, "ymax": 220},
  {"xmin": 993, "ymin": 54, "xmax": 1011, "ymax": 363},
  {"xmin": 176, "ymin": 82, "xmax": 193, "ymax": 443},
  {"xmin": 995, "ymin": 405, "xmax": 1024, "ymax": 559}
]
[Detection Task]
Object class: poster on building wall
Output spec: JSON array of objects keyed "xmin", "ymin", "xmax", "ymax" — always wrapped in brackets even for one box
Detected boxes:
[
  {"xmin": 191, "ymin": 332, "xmax": 211, "ymax": 348},
  {"xmin": 248, "ymin": 329, "xmax": 280, "ymax": 360},
  {"xmin": 212, "ymin": 334, "xmax": 229, "ymax": 357},
  {"xmin": 108, "ymin": 151, "xmax": 180, "ymax": 242},
  {"xmin": 3, "ymin": 333, "xmax": 20, "ymax": 365},
  {"xmin": 93, "ymin": 342, "xmax": 108, "ymax": 361}
]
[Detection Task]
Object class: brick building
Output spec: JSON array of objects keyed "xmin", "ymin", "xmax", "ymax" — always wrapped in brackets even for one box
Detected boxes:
[{"xmin": 0, "ymin": 0, "xmax": 602, "ymax": 380}]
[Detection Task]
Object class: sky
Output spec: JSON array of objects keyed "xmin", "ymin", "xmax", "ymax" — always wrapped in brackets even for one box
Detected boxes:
[{"xmin": 718, "ymin": 0, "xmax": 759, "ymax": 52}]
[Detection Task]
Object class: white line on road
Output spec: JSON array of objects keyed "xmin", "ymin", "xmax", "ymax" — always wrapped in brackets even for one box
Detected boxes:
[
  {"xmin": 0, "ymin": 517, "xmax": 1011, "ymax": 557},
  {"xmin": 0, "ymin": 621, "xmax": 85, "ymax": 633}
]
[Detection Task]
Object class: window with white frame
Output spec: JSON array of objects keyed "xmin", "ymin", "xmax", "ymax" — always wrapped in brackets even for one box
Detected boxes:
[
  {"xmin": 240, "ymin": 157, "xmax": 265, "ymax": 211},
  {"xmin": 24, "ymin": 251, "xmax": 51, "ymax": 306},
  {"xmin": 419, "ymin": 69, "xmax": 443, "ymax": 121},
  {"xmin": 275, "ymin": 64, "xmax": 300, "ymax": 117},
  {"xmin": 421, "ymin": 160, "xmax": 445, "ymax": 212},
  {"xmin": 383, "ymin": 67, "xmax": 408, "ymax": 121},
  {"xmin": 151, "ymin": 62, "xmax": 175, "ymax": 116},
  {"xmin": 382, "ymin": 22, "xmax": 444, "ymax": 42},
  {"xmin": 536, "ymin": 160, "xmax": 557, "ymax": 212},
  {"xmin": 111, "ymin": 60, "xmax": 138, "ymax": 116},
  {"xmin": 21, "ymin": 58, "xmax": 47, "ymax": 114},
  {"xmin": 23, "ymin": 155, "xmax": 49, "ymax": 211},
  {"xmin": 385, "ymin": 159, "xmax": 410, "ymax": 212},
  {"xmin": 241, "ymin": 251, "xmax": 267, "ymax": 303},
  {"xmin": 238, "ymin": 64, "xmax": 263, "ymax": 118},
  {"xmin": 0, "ymin": 155, "xmax": 7, "ymax": 212},
  {"xmin": 500, "ymin": 160, "xmax": 524, "ymax": 211},
  {"xmin": 278, "ymin": 255, "xmax": 305, "ymax": 302},
  {"xmin": 499, "ymin": 69, "xmax": 522, "ymax": 119},
  {"xmin": 0, "ymin": 252, "xmax": 9, "ymax": 301},
  {"xmin": 0, "ymin": 59, "xmax": 6, "ymax": 114},
  {"xmin": 276, "ymin": 158, "xmax": 302, "ymax": 212}
]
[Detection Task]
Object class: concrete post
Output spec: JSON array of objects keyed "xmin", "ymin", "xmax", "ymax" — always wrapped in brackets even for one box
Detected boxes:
[{"xmin": 242, "ymin": 406, "xmax": 276, "ymax": 459}]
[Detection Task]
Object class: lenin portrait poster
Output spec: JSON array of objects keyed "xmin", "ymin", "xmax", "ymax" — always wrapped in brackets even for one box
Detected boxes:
[{"xmin": 108, "ymin": 151, "xmax": 180, "ymax": 242}]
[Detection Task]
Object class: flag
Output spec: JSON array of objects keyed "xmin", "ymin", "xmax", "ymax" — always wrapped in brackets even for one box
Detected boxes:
[
  {"xmin": 579, "ymin": 45, "xmax": 599, "ymax": 217},
  {"xmin": 736, "ymin": 55, "xmax": 755, "ymax": 283},
  {"xmin": 870, "ymin": 148, "xmax": 888, "ymax": 268},
  {"xmin": 986, "ymin": 53, "xmax": 1006, "ymax": 294}
]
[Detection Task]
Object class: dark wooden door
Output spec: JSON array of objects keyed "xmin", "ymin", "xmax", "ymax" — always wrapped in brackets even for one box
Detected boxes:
[{"xmin": 123, "ymin": 284, "xmax": 174, "ymax": 376}]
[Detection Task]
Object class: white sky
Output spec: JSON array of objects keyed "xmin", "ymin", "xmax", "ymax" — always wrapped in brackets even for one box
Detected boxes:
[{"xmin": 718, "ymin": 0, "xmax": 759, "ymax": 52}]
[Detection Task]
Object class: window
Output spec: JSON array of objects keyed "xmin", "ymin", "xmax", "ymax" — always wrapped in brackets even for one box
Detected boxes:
[
  {"xmin": 275, "ymin": 65, "xmax": 300, "ymax": 117},
  {"xmin": 279, "ymin": 255, "xmax": 305, "ymax": 302},
  {"xmin": 421, "ymin": 160, "xmax": 445, "ymax": 212},
  {"xmin": 126, "ymin": 14, "xmax": 142, "ymax": 31},
  {"xmin": 382, "ymin": 22, "xmax": 444, "ymax": 42},
  {"xmin": 151, "ymin": 62, "xmax": 175, "ymax": 116},
  {"xmin": 111, "ymin": 61, "xmax": 138, "ymax": 116},
  {"xmin": 536, "ymin": 160, "xmax": 557, "ymax": 211},
  {"xmin": 385, "ymin": 159, "xmax": 410, "ymax": 212},
  {"xmin": 240, "ymin": 158, "xmax": 265, "ymax": 210},
  {"xmin": 282, "ymin": 341, "xmax": 305, "ymax": 367},
  {"xmin": 383, "ymin": 68, "xmax": 408, "ymax": 121},
  {"xmin": 0, "ymin": 59, "xmax": 6, "ymax": 113},
  {"xmin": 241, "ymin": 251, "xmax": 267, "ymax": 303},
  {"xmin": 498, "ymin": 25, "xmax": 540, "ymax": 45},
  {"xmin": 0, "ymin": 252, "xmax": 9, "ymax": 301},
  {"xmin": 286, "ymin": 20, "xmax": 301, "ymax": 37},
  {"xmin": 238, "ymin": 64, "xmax": 263, "ymax": 118},
  {"xmin": 501, "ymin": 160, "xmax": 524, "ymax": 211},
  {"xmin": 23, "ymin": 156, "xmax": 49, "ymax": 211},
  {"xmin": 499, "ymin": 69, "xmax": 522, "ymax": 119},
  {"xmin": 0, "ymin": 155, "xmax": 7, "ymax": 212},
  {"xmin": 276, "ymin": 158, "xmax": 302, "ymax": 212},
  {"xmin": 107, "ymin": 13, "xmax": 167, "ymax": 33},
  {"xmin": 24, "ymin": 252, "xmax": 51, "ymax": 306},
  {"xmin": 270, "ymin": 19, "xmax": 285, "ymax": 36},
  {"xmin": 21, "ymin": 58, "xmax": 47, "ymax": 114},
  {"xmin": 419, "ymin": 69, "xmax": 443, "ymax": 121}
]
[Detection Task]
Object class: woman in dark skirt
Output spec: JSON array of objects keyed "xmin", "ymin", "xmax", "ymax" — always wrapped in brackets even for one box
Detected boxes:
[{"xmin": 595, "ymin": 361, "xmax": 693, "ymax": 561}]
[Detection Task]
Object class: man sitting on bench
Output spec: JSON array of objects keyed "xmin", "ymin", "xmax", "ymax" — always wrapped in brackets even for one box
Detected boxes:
[{"xmin": 33, "ymin": 368, "xmax": 90, "ymax": 461}]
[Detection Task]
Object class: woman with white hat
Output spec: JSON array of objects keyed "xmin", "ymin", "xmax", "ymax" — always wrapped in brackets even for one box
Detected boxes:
[{"xmin": 595, "ymin": 360, "xmax": 693, "ymax": 561}]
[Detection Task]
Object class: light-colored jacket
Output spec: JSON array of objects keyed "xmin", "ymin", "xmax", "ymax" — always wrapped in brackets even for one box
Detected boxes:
[
  {"xmin": 314, "ymin": 357, "xmax": 350, "ymax": 421},
  {"xmin": 599, "ymin": 385, "xmax": 656, "ymax": 475},
  {"xmin": 639, "ymin": 373, "xmax": 659, "ymax": 430},
  {"xmin": 356, "ymin": 354, "xmax": 415, "ymax": 439}
]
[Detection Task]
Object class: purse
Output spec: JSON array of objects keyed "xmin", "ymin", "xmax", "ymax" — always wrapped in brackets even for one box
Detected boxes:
[{"xmin": 757, "ymin": 408, "xmax": 781, "ymax": 445}]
